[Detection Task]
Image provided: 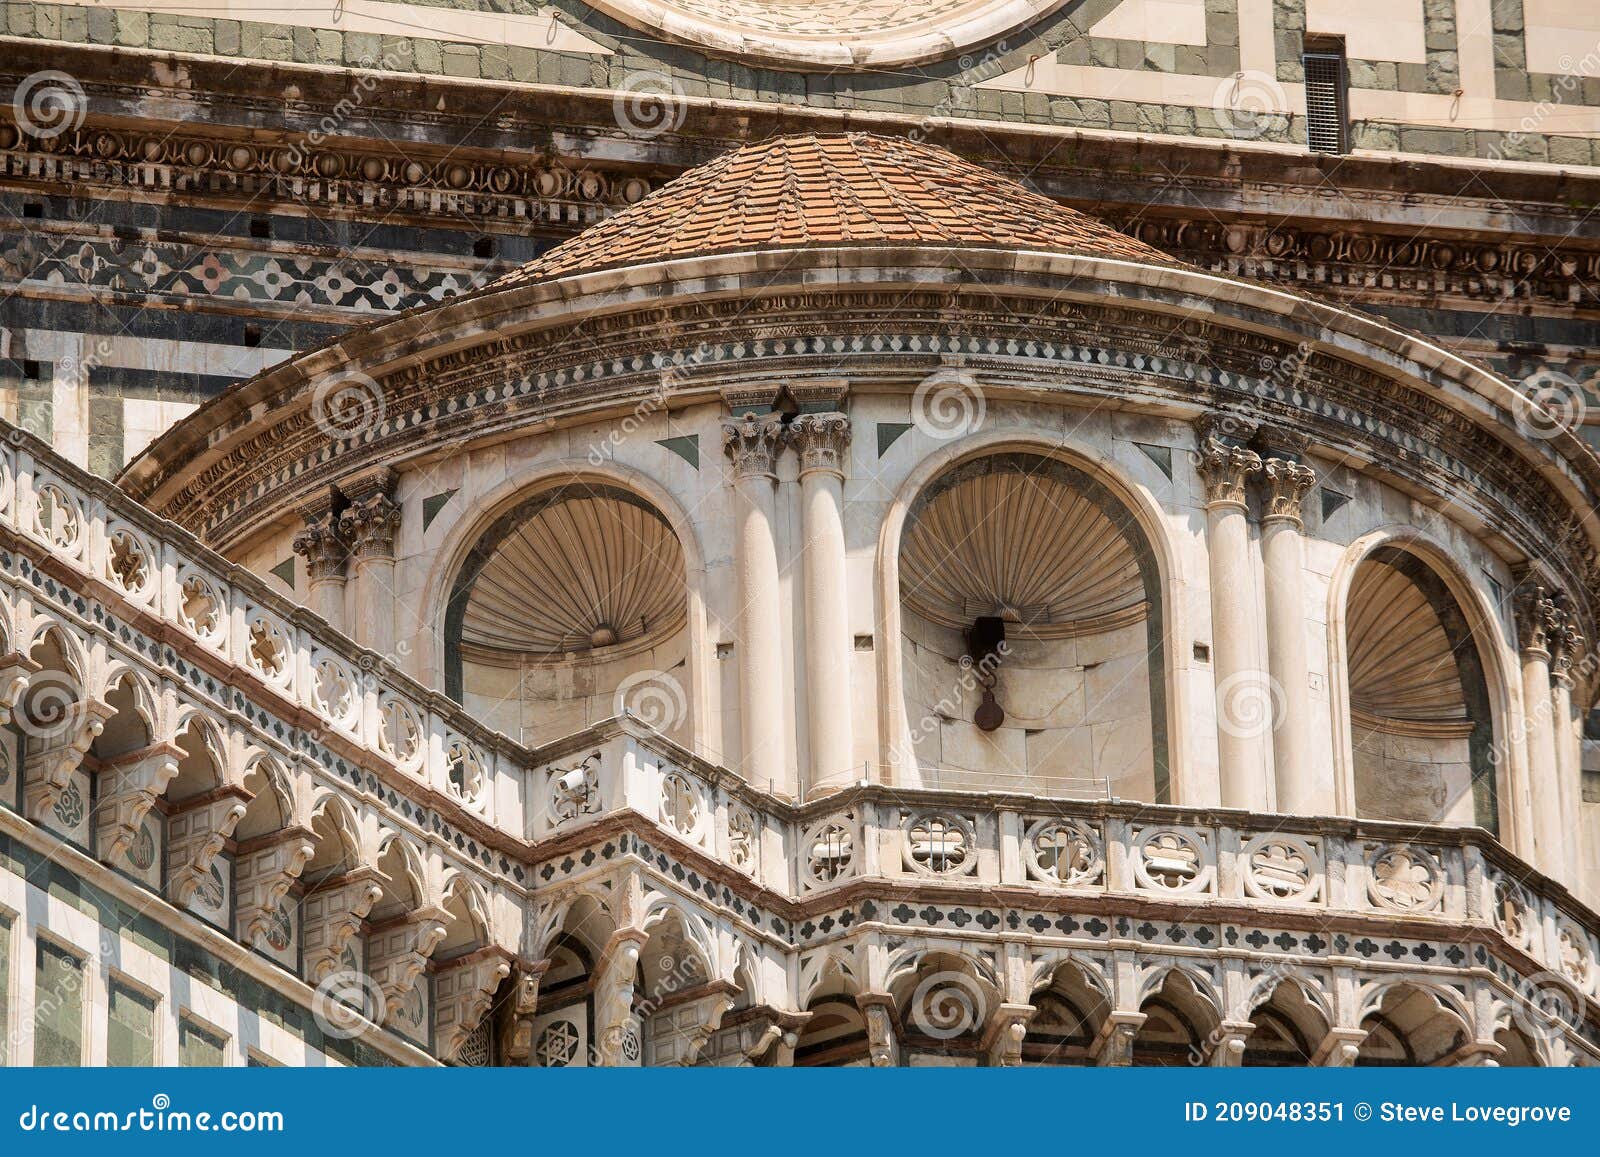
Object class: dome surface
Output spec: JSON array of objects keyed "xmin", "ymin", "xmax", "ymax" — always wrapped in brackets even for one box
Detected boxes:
[{"xmin": 499, "ymin": 132, "xmax": 1173, "ymax": 285}]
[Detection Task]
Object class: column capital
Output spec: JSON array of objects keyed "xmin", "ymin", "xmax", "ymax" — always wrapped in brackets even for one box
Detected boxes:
[
  {"xmin": 1514, "ymin": 584, "xmax": 1563, "ymax": 658},
  {"xmin": 291, "ymin": 511, "xmax": 348, "ymax": 583},
  {"xmin": 1196, "ymin": 434, "xmax": 1262, "ymax": 508},
  {"xmin": 340, "ymin": 489, "xmax": 402, "ymax": 561},
  {"xmin": 1258, "ymin": 457, "xmax": 1317, "ymax": 526},
  {"xmin": 1551, "ymin": 608, "xmax": 1584, "ymax": 685},
  {"xmin": 722, "ymin": 412, "xmax": 786, "ymax": 480},
  {"xmin": 787, "ymin": 411, "xmax": 852, "ymax": 478}
]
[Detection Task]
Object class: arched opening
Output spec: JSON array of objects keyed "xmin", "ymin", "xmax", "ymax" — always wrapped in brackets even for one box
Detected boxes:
[
  {"xmin": 528, "ymin": 895, "xmax": 613, "ymax": 1068},
  {"xmin": 793, "ymin": 995, "xmax": 870, "ymax": 1067},
  {"xmin": 636, "ymin": 907, "xmax": 716, "ymax": 1066},
  {"xmin": 1241, "ymin": 979, "xmax": 1329, "ymax": 1066},
  {"xmin": 891, "ymin": 951, "xmax": 997, "ymax": 1065},
  {"xmin": 897, "ymin": 452, "xmax": 1167, "ymax": 800},
  {"xmin": 1495, "ymin": 1023, "xmax": 1544, "ymax": 1066},
  {"xmin": 1345, "ymin": 547, "xmax": 1497, "ymax": 829},
  {"xmin": 87, "ymin": 673, "xmax": 160, "ymax": 884},
  {"xmin": 1131, "ymin": 971, "xmax": 1218, "ymax": 1066},
  {"xmin": 1355, "ymin": 984, "xmax": 1470, "ymax": 1066},
  {"xmin": 1022, "ymin": 960, "xmax": 1109, "ymax": 1065},
  {"xmin": 444, "ymin": 482, "xmax": 691, "ymax": 747}
]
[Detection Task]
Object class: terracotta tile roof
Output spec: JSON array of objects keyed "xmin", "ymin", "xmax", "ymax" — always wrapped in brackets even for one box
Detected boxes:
[{"xmin": 496, "ymin": 133, "xmax": 1172, "ymax": 285}]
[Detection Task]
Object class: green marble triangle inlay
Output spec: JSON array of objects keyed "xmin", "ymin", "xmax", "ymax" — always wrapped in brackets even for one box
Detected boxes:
[
  {"xmin": 268, "ymin": 558, "xmax": 295, "ymax": 589},
  {"xmin": 1320, "ymin": 488, "xmax": 1352, "ymax": 521},
  {"xmin": 1134, "ymin": 442, "xmax": 1173, "ymax": 480},
  {"xmin": 422, "ymin": 489, "xmax": 458, "ymax": 531},
  {"xmin": 877, "ymin": 422, "xmax": 913, "ymax": 456},
  {"xmin": 656, "ymin": 435, "xmax": 699, "ymax": 469}
]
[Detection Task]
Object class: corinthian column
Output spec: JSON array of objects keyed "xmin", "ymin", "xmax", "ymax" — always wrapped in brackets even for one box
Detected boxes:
[
  {"xmin": 292, "ymin": 505, "xmax": 348, "ymax": 631},
  {"xmin": 789, "ymin": 412, "xmax": 855, "ymax": 795},
  {"xmin": 1515, "ymin": 585, "xmax": 1564, "ymax": 875},
  {"xmin": 723, "ymin": 413, "xmax": 791, "ymax": 796},
  {"xmin": 1550, "ymin": 607, "xmax": 1584, "ymax": 887},
  {"xmin": 340, "ymin": 471, "xmax": 402, "ymax": 659},
  {"xmin": 1196, "ymin": 422, "xmax": 1268, "ymax": 811},
  {"xmin": 1258, "ymin": 452, "xmax": 1320, "ymax": 813}
]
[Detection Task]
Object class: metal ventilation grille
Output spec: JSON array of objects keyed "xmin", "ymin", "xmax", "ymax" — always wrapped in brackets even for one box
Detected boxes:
[{"xmin": 1303, "ymin": 52, "xmax": 1348, "ymax": 154}]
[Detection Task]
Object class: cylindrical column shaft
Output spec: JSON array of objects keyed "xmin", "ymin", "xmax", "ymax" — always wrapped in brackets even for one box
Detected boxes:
[
  {"xmin": 792, "ymin": 413, "xmax": 854, "ymax": 794},
  {"xmin": 1259, "ymin": 458, "xmax": 1322, "ymax": 813}
]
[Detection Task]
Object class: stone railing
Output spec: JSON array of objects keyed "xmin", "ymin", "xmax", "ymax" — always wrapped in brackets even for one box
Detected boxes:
[
  {"xmin": 0, "ymin": 424, "xmax": 525, "ymax": 829},
  {"xmin": 531, "ymin": 716, "xmax": 1600, "ymax": 1011}
]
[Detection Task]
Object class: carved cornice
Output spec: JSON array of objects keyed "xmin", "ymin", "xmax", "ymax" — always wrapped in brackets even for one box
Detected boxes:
[
  {"xmin": 787, "ymin": 412, "xmax": 852, "ymax": 478},
  {"xmin": 721, "ymin": 413, "xmax": 786, "ymax": 481},
  {"xmin": 1258, "ymin": 458, "xmax": 1317, "ymax": 526},
  {"xmin": 119, "ymin": 279, "xmax": 1600, "ymax": 653}
]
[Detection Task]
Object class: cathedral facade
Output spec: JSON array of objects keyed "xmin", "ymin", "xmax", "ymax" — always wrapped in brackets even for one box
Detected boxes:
[{"xmin": 0, "ymin": 2, "xmax": 1599, "ymax": 1068}]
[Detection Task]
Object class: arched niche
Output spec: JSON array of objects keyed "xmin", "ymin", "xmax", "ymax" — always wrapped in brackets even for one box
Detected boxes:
[
  {"xmin": 1341, "ymin": 545, "xmax": 1498, "ymax": 830},
  {"xmin": 895, "ymin": 451, "xmax": 1168, "ymax": 800},
  {"xmin": 443, "ymin": 481, "xmax": 693, "ymax": 747}
]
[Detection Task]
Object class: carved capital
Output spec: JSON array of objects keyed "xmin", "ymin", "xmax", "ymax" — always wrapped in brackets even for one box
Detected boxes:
[
  {"xmin": 1196, "ymin": 435, "xmax": 1262, "ymax": 508},
  {"xmin": 721, "ymin": 413, "xmax": 786, "ymax": 481},
  {"xmin": 787, "ymin": 412, "xmax": 852, "ymax": 478},
  {"xmin": 1258, "ymin": 458, "xmax": 1317, "ymax": 525},
  {"xmin": 1514, "ymin": 584, "xmax": 1563, "ymax": 659},
  {"xmin": 339, "ymin": 490, "xmax": 402, "ymax": 561},
  {"xmin": 292, "ymin": 513, "xmax": 349, "ymax": 583},
  {"xmin": 1551, "ymin": 605, "xmax": 1584, "ymax": 684}
]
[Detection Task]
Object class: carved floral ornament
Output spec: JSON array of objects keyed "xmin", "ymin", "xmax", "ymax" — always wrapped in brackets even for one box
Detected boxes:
[
  {"xmin": 1132, "ymin": 827, "xmax": 1214, "ymax": 894},
  {"xmin": 1023, "ymin": 818, "xmax": 1104, "ymax": 887},
  {"xmin": 659, "ymin": 769, "xmax": 702, "ymax": 838},
  {"xmin": 1366, "ymin": 844, "xmax": 1446, "ymax": 913},
  {"xmin": 801, "ymin": 813, "xmax": 858, "ymax": 888},
  {"xmin": 1241, "ymin": 834, "xmax": 1322, "ymax": 903},
  {"xmin": 901, "ymin": 812, "xmax": 976, "ymax": 876}
]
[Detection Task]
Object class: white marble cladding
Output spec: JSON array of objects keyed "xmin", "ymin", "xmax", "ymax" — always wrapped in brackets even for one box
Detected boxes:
[{"xmin": 0, "ymin": 438, "xmax": 516, "ymax": 824}]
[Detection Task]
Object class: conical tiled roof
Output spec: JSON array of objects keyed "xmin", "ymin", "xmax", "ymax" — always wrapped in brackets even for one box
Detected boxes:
[{"xmin": 497, "ymin": 133, "xmax": 1172, "ymax": 285}]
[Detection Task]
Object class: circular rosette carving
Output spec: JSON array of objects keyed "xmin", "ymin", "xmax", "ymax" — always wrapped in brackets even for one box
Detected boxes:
[
  {"xmin": 106, "ymin": 527, "xmax": 154, "ymax": 600},
  {"xmin": 727, "ymin": 805, "xmax": 757, "ymax": 873},
  {"xmin": 313, "ymin": 657, "xmax": 357, "ymax": 730},
  {"xmin": 1133, "ymin": 828, "xmax": 1211, "ymax": 893},
  {"xmin": 246, "ymin": 615, "xmax": 291, "ymax": 684},
  {"xmin": 1366, "ymin": 845, "xmax": 1445, "ymax": 913},
  {"xmin": 546, "ymin": 753, "xmax": 600, "ymax": 826},
  {"xmin": 33, "ymin": 482, "xmax": 83, "ymax": 554},
  {"xmin": 1558, "ymin": 924, "xmax": 1596, "ymax": 993},
  {"xmin": 902, "ymin": 812, "xmax": 975, "ymax": 876},
  {"xmin": 658, "ymin": 769, "xmax": 702, "ymax": 838},
  {"xmin": 445, "ymin": 740, "xmax": 486, "ymax": 806},
  {"xmin": 801, "ymin": 815, "xmax": 856, "ymax": 888},
  {"xmin": 378, "ymin": 696, "xmax": 424, "ymax": 772},
  {"xmin": 1023, "ymin": 819, "xmax": 1103, "ymax": 887},
  {"xmin": 177, "ymin": 572, "xmax": 225, "ymax": 643},
  {"xmin": 1490, "ymin": 873, "xmax": 1537, "ymax": 951},
  {"xmin": 1240, "ymin": 834, "xmax": 1320, "ymax": 903}
]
